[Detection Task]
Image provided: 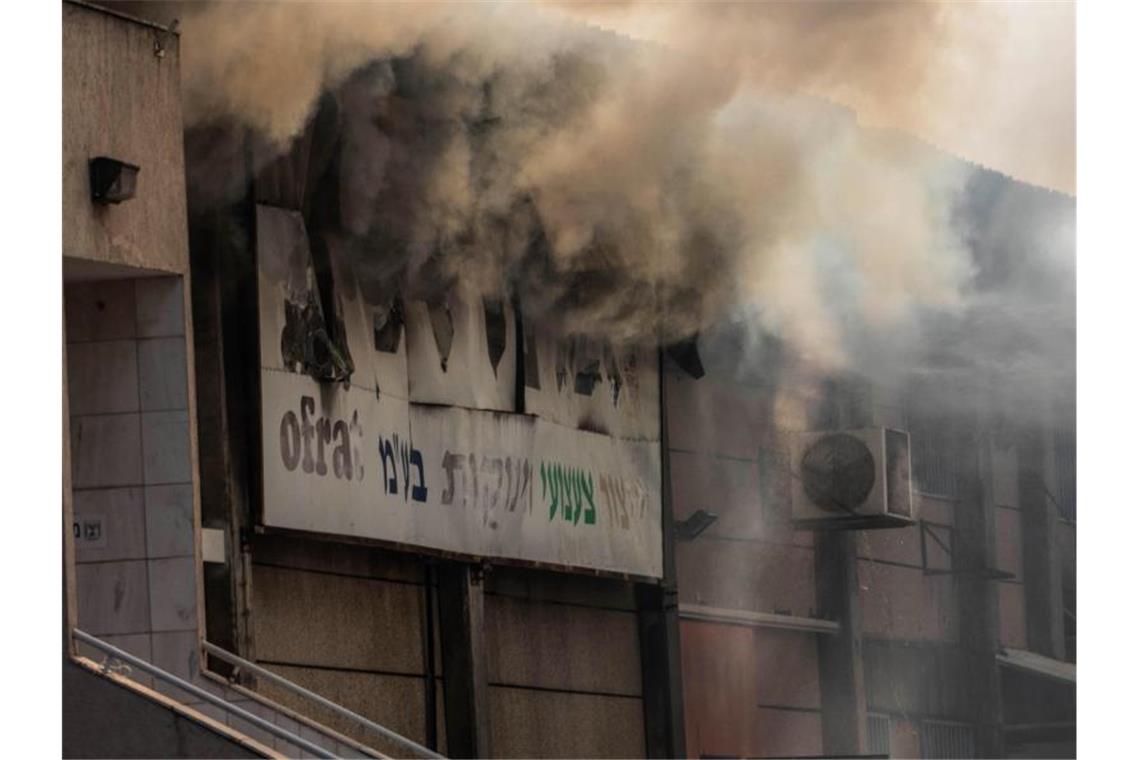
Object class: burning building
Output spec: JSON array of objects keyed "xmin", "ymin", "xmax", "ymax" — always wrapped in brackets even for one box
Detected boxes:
[{"xmin": 62, "ymin": 1, "xmax": 1075, "ymax": 758}]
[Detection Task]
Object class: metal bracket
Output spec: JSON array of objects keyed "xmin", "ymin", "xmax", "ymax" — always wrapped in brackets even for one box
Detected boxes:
[{"xmin": 919, "ymin": 519, "xmax": 1015, "ymax": 580}]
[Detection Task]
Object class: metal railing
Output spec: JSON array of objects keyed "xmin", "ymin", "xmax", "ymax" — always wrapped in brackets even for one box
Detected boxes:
[
  {"xmin": 72, "ymin": 629, "xmax": 337, "ymax": 759},
  {"xmin": 202, "ymin": 640, "xmax": 444, "ymax": 759}
]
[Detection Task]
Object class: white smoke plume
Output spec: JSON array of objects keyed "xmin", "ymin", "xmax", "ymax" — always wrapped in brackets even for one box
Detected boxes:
[{"xmin": 108, "ymin": 1, "xmax": 1071, "ymax": 392}]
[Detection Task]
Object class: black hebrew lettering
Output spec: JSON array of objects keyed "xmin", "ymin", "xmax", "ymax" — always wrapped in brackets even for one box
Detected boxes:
[{"xmin": 441, "ymin": 451, "xmax": 465, "ymax": 506}]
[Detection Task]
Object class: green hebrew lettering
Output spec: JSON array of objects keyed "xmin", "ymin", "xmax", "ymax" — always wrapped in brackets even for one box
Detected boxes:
[
  {"xmin": 583, "ymin": 473, "xmax": 597, "ymax": 525},
  {"xmin": 561, "ymin": 465, "xmax": 573, "ymax": 521},
  {"xmin": 572, "ymin": 470, "xmax": 583, "ymax": 526}
]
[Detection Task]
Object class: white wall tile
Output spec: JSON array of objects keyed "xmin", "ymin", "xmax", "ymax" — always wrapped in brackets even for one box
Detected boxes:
[
  {"xmin": 73, "ymin": 487, "xmax": 147, "ymax": 562},
  {"xmin": 145, "ymin": 484, "xmax": 194, "ymax": 558},
  {"xmin": 136, "ymin": 277, "xmax": 185, "ymax": 338},
  {"xmin": 70, "ymin": 414, "xmax": 143, "ymax": 488},
  {"xmin": 76, "ymin": 560, "xmax": 150, "ymax": 635},
  {"xmin": 138, "ymin": 337, "xmax": 189, "ymax": 411},
  {"xmin": 67, "ymin": 340, "xmax": 139, "ymax": 415},
  {"xmin": 148, "ymin": 556, "xmax": 198, "ymax": 631},
  {"xmin": 152, "ymin": 630, "xmax": 204, "ymax": 700},
  {"xmin": 66, "ymin": 279, "xmax": 137, "ymax": 342},
  {"xmin": 141, "ymin": 410, "xmax": 191, "ymax": 484}
]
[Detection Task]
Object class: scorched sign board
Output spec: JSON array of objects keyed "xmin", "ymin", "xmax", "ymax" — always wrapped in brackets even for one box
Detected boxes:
[{"xmin": 255, "ymin": 204, "xmax": 663, "ymax": 578}]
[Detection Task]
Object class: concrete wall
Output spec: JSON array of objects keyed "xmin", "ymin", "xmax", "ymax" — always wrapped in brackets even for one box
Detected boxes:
[
  {"xmin": 243, "ymin": 532, "xmax": 648, "ymax": 758},
  {"xmin": 483, "ymin": 567, "xmax": 645, "ymax": 758},
  {"xmin": 681, "ymin": 621, "xmax": 823, "ymax": 758},
  {"xmin": 245, "ymin": 533, "xmax": 441, "ymax": 756},
  {"xmin": 63, "ymin": 1, "xmax": 188, "ymax": 273},
  {"xmin": 855, "ymin": 493, "xmax": 958, "ymax": 643},
  {"xmin": 666, "ymin": 360, "xmax": 828, "ymax": 758},
  {"xmin": 63, "ymin": 659, "xmax": 263, "ymax": 759},
  {"xmin": 663, "ymin": 328, "xmax": 1075, "ymax": 757}
]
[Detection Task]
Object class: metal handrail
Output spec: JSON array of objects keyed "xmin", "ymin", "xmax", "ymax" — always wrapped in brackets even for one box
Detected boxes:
[
  {"xmin": 202, "ymin": 640, "xmax": 444, "ymax": 759},
  {"xmin": 72, "ymin": 629, "xmax": 337, "ymax": 759}
]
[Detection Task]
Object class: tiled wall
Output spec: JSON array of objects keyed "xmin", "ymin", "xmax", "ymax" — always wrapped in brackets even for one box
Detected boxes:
[{"xmin": 65, "ymin": 276, "xmax": 202, "ymax": 696}]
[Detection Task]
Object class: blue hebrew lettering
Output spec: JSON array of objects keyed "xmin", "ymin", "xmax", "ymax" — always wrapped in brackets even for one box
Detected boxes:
[
  {"xmin": 379, "ymin": 438, "xmax": 397, "ymax": 495},
  {"xmin": 410, "ymin": 449, "xmax": 427, "ymax": 502}
]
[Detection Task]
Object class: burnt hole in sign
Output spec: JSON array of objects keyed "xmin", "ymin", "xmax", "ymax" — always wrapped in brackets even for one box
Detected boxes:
[
  {"xmin": 574, "ymin": 359, "xmax": 602, "ymax": 396},
  {"xmin": 524, "ymin": 329, "xmax": 540, "ymax": 390},
  {"xmin": 667, "ymin": 333, "xmax": 705, "ymax": 379},
  {"xmin": 483, "ymin": 297, "xmax": 507, "ymax": 375},
  {"xmin": 427, "ymin": 300, "xmax": 454, "ymax": 371},
  {"xmin": 281, "ymin": 299, "xmax": 307, "ymax": 372},
  {"xmin": 603, "ymin": 345, "xmax": 623, "ymax": 407},
  {"xmin": 555, "ymin": 337, "xmax": 577, "ymax": 393},
  {"xmin": 373, "ymin": 298, "xmax": 404, "ymax": 353}
]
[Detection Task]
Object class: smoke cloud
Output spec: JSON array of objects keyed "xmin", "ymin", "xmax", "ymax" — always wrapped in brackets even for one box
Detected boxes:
[
  {"xmin": 163, "ymin": 0, "xmax": 990, "ymax": 365},
  {"xmin": 107, "ymin": 0, "xmax": 1071, "ymax": 412}
]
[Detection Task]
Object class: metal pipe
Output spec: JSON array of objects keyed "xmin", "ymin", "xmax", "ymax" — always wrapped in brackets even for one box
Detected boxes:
[
  {"xmin": 72, "ymin": 629, "xmax": 336, "ymax": 759},
  {"xmin": 678, "ymin": 603, "xmax": 841, "ymax": 634},
  {"xmin": 202, "ymin": 640, "xmax": 445, "ymax": 759}
]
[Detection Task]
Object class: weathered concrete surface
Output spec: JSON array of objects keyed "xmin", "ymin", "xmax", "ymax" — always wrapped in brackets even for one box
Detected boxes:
[
  {"xmin": 63, "ymin": 1, "xmax": 188, "ymax": 273},
  {"xmin": 488, "ymin": 685, "xmax": 646, "ymax": 759},
  {"xmin": 63, "ymin": 659, "xmax": 263, "ymax": 759}
]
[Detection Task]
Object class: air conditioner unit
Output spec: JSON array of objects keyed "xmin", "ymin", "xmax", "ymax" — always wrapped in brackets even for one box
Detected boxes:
[{"xmin": 791, "ymin": 427, "xmax": 915, "ymax": 529}]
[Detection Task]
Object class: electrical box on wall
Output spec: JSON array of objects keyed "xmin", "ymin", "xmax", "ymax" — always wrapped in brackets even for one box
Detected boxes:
[{"xmin": 790, "ymin": 427, "xmax": 915, "ymax": 529}]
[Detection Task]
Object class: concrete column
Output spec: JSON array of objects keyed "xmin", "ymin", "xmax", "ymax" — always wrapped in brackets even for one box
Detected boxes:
[
  {"xmin": 955, "ymin": 420, "xmax": 1005, "ymax": 759},
  {"xmin": 1018, "ymin": 424, "xmax": 1066, "ymax": 659},
  {"xmin": 815, "ymin": 530, "xmax": 870, "ymax": 757},
  {"xmin": 640, "ymin": 352, "xmax": 686, "ymax": 758},
  {"xmin": 811, "ymin": 374, "xmax": 869, "ymax": 757},
  {"xmin": 438, "ymin": 562, "xmax": 491, "ymax": 758}
]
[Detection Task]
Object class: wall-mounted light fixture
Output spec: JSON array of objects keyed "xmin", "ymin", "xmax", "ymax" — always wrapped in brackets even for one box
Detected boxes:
[
  {"xmin": 89, "ymin": 157, "xmax": 140, "ymax": 204},
  {"xmin": 675, "ymin": 509, "xmax": 719, "ymax": 541}
]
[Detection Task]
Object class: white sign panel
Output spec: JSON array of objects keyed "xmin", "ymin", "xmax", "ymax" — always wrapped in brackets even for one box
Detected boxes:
[{"xmin": 256, "ymin": 203, "xmax": 663, "ymax": 577}]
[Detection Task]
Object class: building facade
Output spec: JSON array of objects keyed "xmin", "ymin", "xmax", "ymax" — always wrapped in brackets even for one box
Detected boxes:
[{"xmin": 62, "ymin": 2, "xmax": 1075, "ymax": 758}]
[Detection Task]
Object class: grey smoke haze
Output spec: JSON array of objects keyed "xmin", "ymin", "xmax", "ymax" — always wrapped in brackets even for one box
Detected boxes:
[
  {"xmin": 167, "ymin": 1, "xmax": 976, "ymax": 359},
  {"xmin": 110, "ymin": 1, "xmax": 1072, "ymax": 414}
]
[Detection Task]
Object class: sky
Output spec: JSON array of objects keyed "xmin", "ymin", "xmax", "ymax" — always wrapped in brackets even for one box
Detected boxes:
[{"xmin": 547, "ymin": 1, "xmax": 1076, "ymax": 195}]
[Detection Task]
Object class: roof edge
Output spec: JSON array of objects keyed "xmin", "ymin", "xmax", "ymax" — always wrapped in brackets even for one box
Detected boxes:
[{"xmin": 64, "ymin": 0, "xmax": 180, "ymax": 36}]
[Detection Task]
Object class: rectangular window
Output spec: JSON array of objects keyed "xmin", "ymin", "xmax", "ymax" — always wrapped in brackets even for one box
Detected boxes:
[
  {"xmin": 867, "ymin": 713, "xmax": 891, "ymax": 757},
  {"xmin": 920, "ymin": 720, "xmax": 975, "ymax": 759}
]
